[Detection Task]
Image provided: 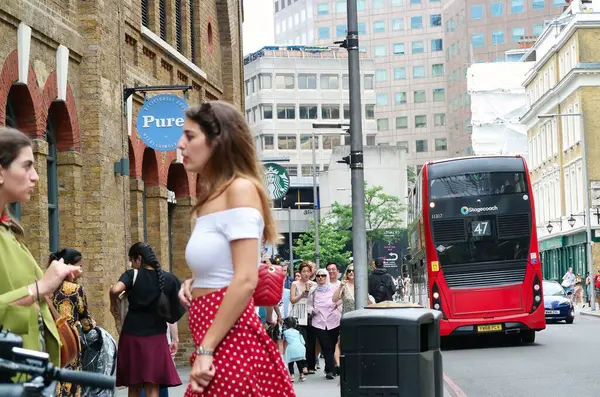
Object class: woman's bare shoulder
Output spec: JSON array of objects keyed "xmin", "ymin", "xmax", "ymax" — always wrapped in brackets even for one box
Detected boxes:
[{"xmin": 225, "ymin": 177, "xmax": 262, "ymax": 211}]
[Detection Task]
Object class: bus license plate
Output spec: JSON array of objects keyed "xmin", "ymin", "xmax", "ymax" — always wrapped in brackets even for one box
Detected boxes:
[
  {"xmin": 477, "ymin": 324, "xmax": 502, "ymax": 333},
  {"xmin": 545, "ymin": 310, "xmax": 560, "ymax": 315}
]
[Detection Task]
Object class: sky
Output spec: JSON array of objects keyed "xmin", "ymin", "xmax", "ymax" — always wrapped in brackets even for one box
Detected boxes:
[{"xmin": 242, "ymin": 0, "xmax": 275, "ymax": 56}]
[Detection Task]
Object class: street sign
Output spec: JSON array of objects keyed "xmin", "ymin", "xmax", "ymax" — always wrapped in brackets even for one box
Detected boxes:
[
  {"xmin": 136, "ymin": 94, "xmax": 188, "ymax": 151},
  {"xmin": 263, "ymin": 162, "xmax": 290, "ymax": 200}
]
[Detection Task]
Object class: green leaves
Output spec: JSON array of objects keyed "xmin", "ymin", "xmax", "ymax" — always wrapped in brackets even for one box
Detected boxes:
[{"xmin": 293, "ymin": 219, "xmax": 351, "ymax": 266}]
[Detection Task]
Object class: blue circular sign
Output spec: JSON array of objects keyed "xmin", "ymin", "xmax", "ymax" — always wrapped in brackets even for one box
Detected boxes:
[{"xmin": 136, "ymin": 94, "xmax": 188, "ymax": 151}]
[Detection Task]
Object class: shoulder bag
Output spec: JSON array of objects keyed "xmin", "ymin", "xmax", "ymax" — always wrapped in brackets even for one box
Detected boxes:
[
  {"xmin": 253, "ymin": 262, "xmax": 285, "ymax": 307},
  {"xmin": 44, "ymin": 296, "xmax": 80, "ymax": 367},
  {"xmin": 117, "ymin": 269, "xmax": 138, "ymax": 333}
]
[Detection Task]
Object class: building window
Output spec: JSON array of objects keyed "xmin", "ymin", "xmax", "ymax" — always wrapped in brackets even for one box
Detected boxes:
[
  {"xmin": 159, "ymin": 0, "xmax": 167, "ymax": 40},
  {"xmin": 277, "ymin": 105, "xmax": 296, "ymax": 119},
  {"xmin": 431, "ymin": 39, "xmax": 443, "ymax": 52},
  {"xmin": 373, "ymin": 21, "xmax": 386, "ymax": 33},
  {"xmin": 283, "ymin": 165, "xmax": 298, "ymax": 176},
  {"xmin": 414, "ymin": 90, "xmax": 426, "ymax": 103},
  {"xmin": 300, "ymin": 135, "xmax": 319, "ymax": 150},
  {"xmin": 532, "ymin": 0, "xmax": 545, "ymax": 10},
  {"xmin": 299, "ymin": 105, "xmax": 318, "ymax": 119},
  {"xmin": 434, "ymin": 113, "xmax": 446, "ymax": 126},
  {"xmin": 377, "ymin": 118, "xmax": 389, "ymax": 131},
  {"xmin": 435, "ymin": 138, "xmax": 447, "ymax": 151},
  {"xmin": 397, "ymin": 141, "xmax": 409, "ymax": 152},
  {"xmin": 512, "ymin": 27, "xmax": 524, "ymax": 42},
  {"xmin": 259, "ymin": 74, "xmax": 272, "ymax": 89},
  {"xmin": 376, "ymin": 94, "xmax": 388, "ymax": 106},
  {"xmin": 322, "ymin": 104, "xmax": 340, "ymax": 119},
  {"xmin": 396, "ymin": 116, "xmax": 408, "ymax": 129},
  {"xmin": 175, "ymin": 0, "xmax": 183, "ymax": 52},
  {"xmin": 321, "ymin": 75, "xmax": 340, "ymax": 89},
  {"xmin": 278, "ymin": 135, "xmax": 297, "ymax": 150},
  {"xmin": 394, "ymin": 67, "xmax": 407, "ymax": 80},
  {"xmin": 411, "ymin": 16, "xmax": 423, "ymax": 29},
  {"xmin": 374, "ymin": 45, "xmax": 387, "ymax": 57},
  {"xmin": 365, "ymin": 104, "xmax": 375, "ymax": 119},
  {"xmin": 432, "ymin": 64, "xmax": 444, "ymax": 76},
  {"xmin": 490, "ymin": 1, "xmax": 503, "ymax": 16},
  {"xmin": 142, "ymin": 0, "xmax": 149, "ymax": 28},
  {"xmin": 430, "ymin": 14, "xmax": 442, "ymax": 27},
  {"xmin": 364, "ymin": 75, "xmax": 374, "ymax": 89},
  {"xmin": 471, "ymin": 5, "xmax": 483, "ymax": 19},
  {"xmin": 472, "ymin": 33, "xmax": 484, "ymax": 48},
  {"xmin": 392, "ymin": 18, "xmax": 404, "ymax": 31},
  {"xmin": 433, "ymin": 88, "xmax": 445, "ymax": 101},
  {"xmin": 301, "ymin": 165, "xmax": 315, "ymax": 176},
  {"xmin": 358, "ymin": 23, "xmax": 367, "ymax": 35},
  {"xmin": 511, "ymin": 0, "xmax": 524, "ymax": 13},
  {"xmin": 323, "ymin": 135, "xmax": 342, "ymax": 149},
  {"xmin": 373, "ymin": 0, "xmax": 385, "ymax": 8},
  {"xmin": 342, "ymin": 75, "xmax": 349, "ymax": 89},
  {"xmin": 392, "ymin": 0, "xmax": 403, "ymax": 5},
  {"xmin": 261, "ymin": 104, "xmax": 273, "ymax": 119},
  {"xmin": 358, "ymin": 0, "xmax": 366, "ymax": 10},
  {"xmin": 298, "ymin": 74, "xmax": 316, "ymax": 89},
  {"xmin": 336, "ymin": 0, "xmax": 347, "ymax": 13},
  {"xmin": 375, "ymin": 69, "xmax": 388, "ymax": 82},
  {"xmin": 492, "ymin": 30, "xmax": 505, "ymax": 45},
  {"xmin": 336, "ymin": 24, "xmax": 347, "ymax": 37},
  {"xmin": 276, "ymin": 74, "xmax": 295, "ymax": 89},
  {"xmin": 263, "ymin": 135, "xmax": 274, "ymax": 150},
  {"xmin": 343, "ymin": 104, "xmax": 350, "ymax": 119},
  {"xmin": 413, "ymin": 66, "xmax": 425, "ymax": 78},
  {"xmin": 395, "ymin": 92, "xmax": 407, "ymax": 105},
  {"xmin": 366, "ymin": 135, "xmax": 376, "ymax": 146},
  {"xmin": 533, "ymin": 24, "xmax": 543, "ymax": 36},
  {"xmin": 46, "ymin": 118, "xmax": 59, "ymax": 252},
  {"xmin": 393, "ymin": 43, "xmax": 405, "ymax": 55},
  {"xmin": 415, "ymin": 115, "xmax": 427, "ymax": 128},
  {"xmin": 412, "ymin": 41, "xmax": 424, "ymax": 54},
  {"xmin": 317, "ymin": 3, "xmax": 329, "ymax": 15},
  {"xmin": 318, "ymin": 27, "xmax": 330, "ymax": 39},
  {"xmin": 416, "ymin": 139, "xmax": 428, "ymax": 152}
]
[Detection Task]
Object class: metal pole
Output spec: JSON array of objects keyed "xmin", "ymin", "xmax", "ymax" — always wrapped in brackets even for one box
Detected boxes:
[
  {"xmin": 312, "ymin": 129, "xmax": 321, "ymax": 268},
  {"xmin": 580, "ymin": 114, "xmax": 596, "ymax": 310},
  {"xmin": 346, "ymin": 0, "xmax": 368, "ymax": 310},
  {"xmin": 288, "ymin": 207, "xmax": 294, "ymax": 275}
]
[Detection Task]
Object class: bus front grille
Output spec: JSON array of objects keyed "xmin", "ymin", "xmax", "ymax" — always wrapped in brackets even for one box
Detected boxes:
[{"xmin": 443, "ymin": 261, "xmax": 527, "ymax": 289}]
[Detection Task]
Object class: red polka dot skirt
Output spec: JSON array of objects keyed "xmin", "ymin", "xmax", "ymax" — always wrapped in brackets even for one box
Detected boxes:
[{"xmin": 185, "ymin": 288, "xmax": 295, "ymax": 397}]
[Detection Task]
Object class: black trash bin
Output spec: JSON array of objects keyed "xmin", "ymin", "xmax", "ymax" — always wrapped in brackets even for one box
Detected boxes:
[{"xmin": 340, "ymin": 304, "xmax": 443, "ymax": 397}]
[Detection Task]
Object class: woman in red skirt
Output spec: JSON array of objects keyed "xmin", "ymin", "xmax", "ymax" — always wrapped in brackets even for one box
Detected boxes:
[{"xmin": 176, "ymin": 101, "xmax": 295, "ymax": 397}]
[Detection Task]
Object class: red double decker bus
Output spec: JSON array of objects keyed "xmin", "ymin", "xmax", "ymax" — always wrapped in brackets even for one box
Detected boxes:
[{"xmin": 406, "ymin": 155, "xmax": 545, "ymax": 343}]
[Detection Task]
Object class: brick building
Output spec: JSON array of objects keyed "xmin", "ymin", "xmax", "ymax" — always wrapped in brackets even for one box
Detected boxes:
[
  {"xmin": 0, "ymin": 0, "xmax": 243, "ymax": 363},
  {"xmin": 520, "ymin": 2, "xmax": 600, "ymax": 281}
]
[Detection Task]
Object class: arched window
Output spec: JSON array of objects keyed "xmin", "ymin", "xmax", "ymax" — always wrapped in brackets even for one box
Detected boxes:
[
  {"xmin": 46, "ymin": 116, "xmax": 59, "ymax": 252},
  {"xmin": 176, "ymin": 0, "xmax": 183, "ymax": 53},
  {"xmin": 6, "ymin": 92, "xmax": 21, "ymax": 220},
  {"xmin": 190, "ymin": 0, "xmax": 196, "ymax": 62},
  {"xmin": 160, "ymin": 0, "xmax": 167, "ymax": 41}
]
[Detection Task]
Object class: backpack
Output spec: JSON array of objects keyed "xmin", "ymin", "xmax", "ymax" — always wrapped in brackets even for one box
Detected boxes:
[{"xmin": 374, "ymin": 274, "xmax": 392, "ymax": 303}]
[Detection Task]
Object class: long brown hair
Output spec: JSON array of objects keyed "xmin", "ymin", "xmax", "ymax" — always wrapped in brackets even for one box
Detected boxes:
[
  {"xmin": 186, "ymin": 101, "xmax": 278, "ymax": 244},
  {"xmin": 0, "ymin": 127, "xmax": 32, "ymax": 237}
]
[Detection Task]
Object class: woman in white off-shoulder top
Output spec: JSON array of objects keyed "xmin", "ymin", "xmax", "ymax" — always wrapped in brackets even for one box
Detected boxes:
[{"xmin": 176, "ymin": 101, "xmax": 294, "ymax": 397}]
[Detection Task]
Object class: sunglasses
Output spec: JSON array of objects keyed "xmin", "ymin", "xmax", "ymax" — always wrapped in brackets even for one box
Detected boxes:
[
  {"xmin": 347, "ymin": 270, "xmax": 354, "ymax": 274},
  {"xmin": 316, "ymin": 274, "xmax": 327, "ymax": 278}
]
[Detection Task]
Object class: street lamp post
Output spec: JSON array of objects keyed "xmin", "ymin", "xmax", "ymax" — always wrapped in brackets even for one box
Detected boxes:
[
  {"xmin": 539, "ymin": 113, "xmax": 595, "ymax": 310},
  {"xmin": 311, "ymin": 129, "xmax": 321, "ymax": 269}
]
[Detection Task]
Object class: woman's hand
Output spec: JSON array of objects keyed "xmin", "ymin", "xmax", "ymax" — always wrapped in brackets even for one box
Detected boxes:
[
  {"xmin": 190, "ymin": 354, "xmax": 216, "ymax": 393},
  {"xmin": 39, "ymin": 259, "xmax": 81, "ymax": 296},
  {"xmin": 178, "ymin": 278, "xmax": 194, "ymax": 308},
  {"xmin": 170, "ymin": 339, "xmax": 179, "ymax": 357}
]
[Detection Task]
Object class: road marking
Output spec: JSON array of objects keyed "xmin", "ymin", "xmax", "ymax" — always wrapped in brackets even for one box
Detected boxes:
[{"xmin": 444, "ymin": 373, "xmax": 468, "ymax": 397}]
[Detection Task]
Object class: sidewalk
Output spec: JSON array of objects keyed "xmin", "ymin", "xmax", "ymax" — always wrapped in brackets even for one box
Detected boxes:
[{"xmin": 578, "ymin": 306, "xmax": 600, "ymax": 318}]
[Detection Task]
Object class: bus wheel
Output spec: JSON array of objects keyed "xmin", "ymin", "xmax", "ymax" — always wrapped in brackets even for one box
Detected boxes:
[{"xmin": 521, "ymin": 330, "xmax": 535, "ymax": 344}]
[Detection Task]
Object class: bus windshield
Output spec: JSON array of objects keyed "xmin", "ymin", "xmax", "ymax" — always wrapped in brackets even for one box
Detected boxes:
[{"xmin": 429, "ymin": 172, "xmax": 528, "ymax": 200}]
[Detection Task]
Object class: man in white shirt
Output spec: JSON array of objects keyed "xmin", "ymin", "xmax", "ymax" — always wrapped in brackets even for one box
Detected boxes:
[{"xmin": 326, "ymin": 263, "xmax": 341, "ymax": 288}]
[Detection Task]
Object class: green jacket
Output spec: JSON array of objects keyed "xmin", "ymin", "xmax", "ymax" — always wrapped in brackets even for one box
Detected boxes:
[{"xmin": 0, "ymin": 225, "xmax": 61, "ymax": 367}]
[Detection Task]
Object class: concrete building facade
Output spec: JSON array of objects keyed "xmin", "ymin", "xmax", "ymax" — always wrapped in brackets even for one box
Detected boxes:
[
  {"xmin": 0, "ymin": 0, "xmax": 243, "ymax": 363},
  {"xmin": 273, "ymin": 0, "xmax": 450, "ymax": 173},
  {"xmin": 520, "ymin": 2, "xmax": 600, "ymax": 282},
  {"xmin": 243, "ymin": 45, "xmax": 376, "ymax": 257},
  {"xmin": 443, "ymin": 0, "xmax": 565, "ymax": 157}
]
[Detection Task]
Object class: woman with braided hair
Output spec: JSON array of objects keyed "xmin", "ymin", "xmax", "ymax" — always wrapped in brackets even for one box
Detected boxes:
[{"xmin": 110, "ymin": 242, "xmax": 183, "ymax": 397}]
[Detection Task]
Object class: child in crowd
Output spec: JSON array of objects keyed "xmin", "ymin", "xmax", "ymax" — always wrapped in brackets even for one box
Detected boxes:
[{"xmin": 282, "ymin": 317, "xmax": 307, "ymax": 382}]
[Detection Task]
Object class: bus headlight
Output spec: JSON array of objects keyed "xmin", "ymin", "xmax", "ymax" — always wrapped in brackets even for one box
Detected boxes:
[
  {"xmin": 433, "ymin": 292, "xmax": 439, "ymax": 299},
  {"xmin": 434, "ymin": 303, "xmax": 440, "ymax": 310},
  {"xmin": 535, "ymin": 295, "xmax": 541, "ymax": 303}
]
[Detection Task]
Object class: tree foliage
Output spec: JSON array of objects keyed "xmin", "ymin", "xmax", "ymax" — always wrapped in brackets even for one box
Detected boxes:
[
  {"xmin": 293, "ymin": 218, "xmax": 351, "ymax": 267},
  {"xmin": 407, "ymin": 166, "xmax": 416, "ymax": 188},
  {"xmin": 329, "ymin": 182, "xmax": 405, "ymax": 265}
]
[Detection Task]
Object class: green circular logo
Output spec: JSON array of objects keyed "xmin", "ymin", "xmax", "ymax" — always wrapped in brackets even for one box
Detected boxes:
[{"xmin": 263, "ymin": 163, "xmax": 290, "ymax": 200}]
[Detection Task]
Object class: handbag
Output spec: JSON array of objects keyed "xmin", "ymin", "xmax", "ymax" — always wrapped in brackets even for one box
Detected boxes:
[
  {"xmin": 117, "ymin": 269, "xmax": 138, "ymax": 333},
  {"xmin": 253, "ymin": 262, "xmax": 285, "ymax": 307},
  {"xmin": 44, "ymin": 296, "xmax": 80, "ymax": 367}
]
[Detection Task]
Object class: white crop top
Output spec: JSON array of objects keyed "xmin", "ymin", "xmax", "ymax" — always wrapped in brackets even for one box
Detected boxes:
[{"xmin": 186, "ymin": 207, "xmax": 264, "ymax": 289}]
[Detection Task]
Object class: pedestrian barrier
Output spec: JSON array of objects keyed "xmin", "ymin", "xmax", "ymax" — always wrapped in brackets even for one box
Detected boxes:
[{"xmin": 339, "ymin": 302, "xmax": 443, "ymax": 397}]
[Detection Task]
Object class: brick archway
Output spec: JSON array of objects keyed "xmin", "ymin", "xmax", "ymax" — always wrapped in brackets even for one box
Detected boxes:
[
  {"xmin": 141, "ymin": 147, "xmax": 161, "ymax": 186},
  {"xmin": 42, "ymin": 72, "xmax": 81, "ymax": 152},
  {"xmin": 167, "ymin": 162, "xmax": 191, "ymax": 197},
  {"xmin": 0, "ymin": 50, "xmax": 44, "ymax": 136}
]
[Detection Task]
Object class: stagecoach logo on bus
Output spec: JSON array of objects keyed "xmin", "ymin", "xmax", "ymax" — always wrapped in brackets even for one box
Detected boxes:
[
  {"xmin": 460, "ymin": 205, "xmax": 499, "ymax": 215},
  {"xmin": 136, "ymin": 94, "xmax": 189, "ymax": 152}
]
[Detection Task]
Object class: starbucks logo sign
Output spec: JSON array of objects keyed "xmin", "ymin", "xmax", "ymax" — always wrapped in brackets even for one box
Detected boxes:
[{"xmin": 263, "ymin": 163, "xmax": 290, "ymax": 200}]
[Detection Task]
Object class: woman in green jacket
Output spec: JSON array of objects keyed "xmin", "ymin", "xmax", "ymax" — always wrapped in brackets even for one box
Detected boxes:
[{"xmin": 0, "ymin": 127, "xmax": 82, "ymax": 367}]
